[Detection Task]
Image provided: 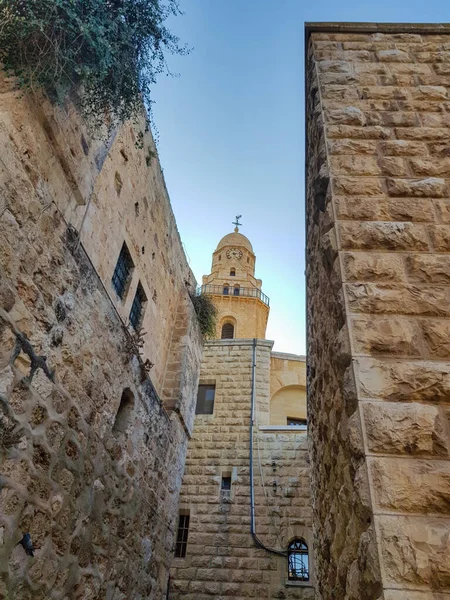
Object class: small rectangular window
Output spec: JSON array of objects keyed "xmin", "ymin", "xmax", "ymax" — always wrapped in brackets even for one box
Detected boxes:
[
  {"xmin": 112, "ymin": 243, "xmax": 134, "ymax": 300},
  {"xmin": 129, "ymin": 282, "xmax": 147, "ymax": 330},
  {"xmin": 175, "ymin": 513, "xmax": 190, "ymax": 558},
  {"xmin": 196, "ymin": 384, "xmax": 215, "ymax": 415},
  {"xmin": 221, "ymin": 476, "xmax": 231, "ymax": 491},
  {"xmin": 287, "ymin": 417, "xmax": 307, "ymax": 429}
]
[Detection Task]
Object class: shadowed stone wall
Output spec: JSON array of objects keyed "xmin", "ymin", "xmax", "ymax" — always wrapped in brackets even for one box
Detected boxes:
[
  {"xmin": 0, "ymin": 81, "xmax": 203, "ymax": 598},
  {"xmin": 306, "ymin": 23, "xmax": 450, "ymax": 600}
]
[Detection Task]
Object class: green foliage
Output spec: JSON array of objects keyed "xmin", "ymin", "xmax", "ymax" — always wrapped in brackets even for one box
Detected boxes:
[
  {"xmin": 191, "ymin": 293, "xmax": 217, "ymax": 340},
  {"xmin": 0, "ymin": 0, "xmax": 188, "ymax": 129}
]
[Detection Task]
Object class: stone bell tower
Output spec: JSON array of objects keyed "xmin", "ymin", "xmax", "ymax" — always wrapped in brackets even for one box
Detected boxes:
[{"xmin": 200, "ymin": 220, "xmax": 270, "ymax": 339}]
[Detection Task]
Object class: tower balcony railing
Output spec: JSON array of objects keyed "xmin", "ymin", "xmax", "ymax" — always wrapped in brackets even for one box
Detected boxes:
[{"xmin": 197, "ymin": 284, "xmax": 270, "ymax": 307}]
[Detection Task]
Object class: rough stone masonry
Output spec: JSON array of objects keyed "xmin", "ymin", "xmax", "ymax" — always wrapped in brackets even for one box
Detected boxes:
[
  {"xmin": 0, "ymin": 75, "xmax": 203, "ymax": 598},
  {"xmin": 306, "ymin": 22, "xmax": 450, "ymax": 600}
]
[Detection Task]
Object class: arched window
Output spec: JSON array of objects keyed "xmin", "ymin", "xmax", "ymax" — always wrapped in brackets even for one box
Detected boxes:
[
  {"xmin": 233, "ymin": 285, "xmax": 240, "ymax": 296},
  {"xmin": 223, "ymin": 284, "xmax": 229, "ymax": 295},
  {"xmin": 221, "ymin": 322, "xmax": 234, "ymax": 339},
  {"xmin": 288, "ymin": 539, "xmax": 309, "ymax": 581},
  {"xmin": 113, "ymin": 388, "xmax": 135, "ymax": 435},
  {"xmin": 230, "ymin": 268, "xmax": 236, "ymax": 276}
]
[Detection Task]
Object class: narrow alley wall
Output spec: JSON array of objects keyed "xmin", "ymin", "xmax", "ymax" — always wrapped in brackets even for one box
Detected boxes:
[
  {"xmin": 306, "ymin": 22, "xmax": 450, "ymax": 600},
  {"xmin": 0, "ymin": 77, "xmax": 203, "ymax": 599}
]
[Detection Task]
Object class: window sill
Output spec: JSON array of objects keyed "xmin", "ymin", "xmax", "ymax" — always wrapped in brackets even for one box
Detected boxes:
[
  {"xmin": 284, "ymin": 580, "xmax": 313, "ymax": 588},
  {"xmin": 259, "ymin": 426, "xmax": 307, "ymax": 432}
]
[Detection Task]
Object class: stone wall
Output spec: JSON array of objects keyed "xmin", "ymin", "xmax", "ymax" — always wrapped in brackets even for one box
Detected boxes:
[
  {"xmin": 169, "ymin": 340, "xmax": 314, "ymax": 599},
  {"xmin": 0, "ymin": 80, "xmax": 203, "ymax": 598},
  {"xmin": 269, "ymin": 354, "xmax": 307, "ymax": 426},
  {"xmin": 306, "ymin": 23, "xmax": 450, "ymax": 600}
]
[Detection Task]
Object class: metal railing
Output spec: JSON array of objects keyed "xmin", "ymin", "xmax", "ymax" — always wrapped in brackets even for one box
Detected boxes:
[{"xmin": 197, "ymin": 284, "xmax": 270, "ymax": 307}]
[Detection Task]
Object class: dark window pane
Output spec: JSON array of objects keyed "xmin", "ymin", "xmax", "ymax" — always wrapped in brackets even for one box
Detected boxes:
[
  {"xmin": 221, "ymin": 476, "xmax": 231, "ymax": 491},
  {"xmin": 221, "ymin": 323, "xmax": 234, "ymax": 339},
  {"xmin": 196, "ymin": 384, "xmax": 215, "ymax": 414},
  {"xmin": 112, "ymin": 243, "xmax": 134, "ymax": 299},
  {"xmin": 233, "ymin": 287, "xmax": 240, "ymax": 296},
  {"xmin": 129, "ymin": 282, "xmax": 147, "ymax": 330}
]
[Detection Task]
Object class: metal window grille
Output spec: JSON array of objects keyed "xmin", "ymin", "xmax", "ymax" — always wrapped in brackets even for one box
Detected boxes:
[
  {"xmin": 223, "ymin": 286, "xmax": 229, "ymax": 295},
  {"xmin": 196, "ymin": 385, "xmax": 215, "ymax": 414},
  {"xmin": 129, "ymin": 282, "xmax": 147, "ymax": 330},
  {"xmin": 288, "ymin": 539, "xmax": 309, "ymax": 581},
  {"xmin": 112, "ymin": 243, "xmax": 134, "ymax": 299},
  {"xmin": 221, "ymin": 323, "xmax": 234, "ymax": 339},
  {"xmin": 287, "ymin": 417, "xmax": 308, "ymax": 430},
  {"xmin": 233, "ymin": 287, "xmax": 240, "ymax": 296},
  {"xmin": 174, "ymin": 514, "xmax": 190, "ymax": 558}
]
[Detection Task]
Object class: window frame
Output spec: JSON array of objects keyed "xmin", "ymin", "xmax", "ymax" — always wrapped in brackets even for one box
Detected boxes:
[
  {"xmin": 112, "ymin": 242, "xmax": 134, "ymax": 300},
  {"xmin": 174, "ymin": 513, "xmax": 190, "ymax": 558},
  {"xmin": 287, "ymin": 538, "xmax": 309, "ymax": 582},
  {"xmin": 195, "ymin": 384, "xmax": 216, "ymax": 415},
  {"xmin": 129, "ymin": 281, "xmax": 147, "ymax": 330},
  {"xmin": 221, "ymin": 322, "xmax": 234, "ymax": 339}
]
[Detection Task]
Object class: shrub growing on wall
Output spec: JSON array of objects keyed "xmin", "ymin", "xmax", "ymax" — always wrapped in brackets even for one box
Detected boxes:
[
  {"xmin": 0, "ymin": 0, "xmax": 187, "ymax": 128},
  {"xmin": 191, "ymin": 293, "xmax": 218, "ymax": 340}
]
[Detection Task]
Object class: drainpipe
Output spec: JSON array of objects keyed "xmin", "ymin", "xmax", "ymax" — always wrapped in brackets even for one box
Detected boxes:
[{"xmin": 249, "ymin": 338, "xmax": 286, "ymax": 557}]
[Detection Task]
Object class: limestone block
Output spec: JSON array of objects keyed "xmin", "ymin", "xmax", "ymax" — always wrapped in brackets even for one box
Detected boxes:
[
  {"xmin": 361, "ymin": 86, "xmax": 409, "ymax": 100},
  {"xmin": 329, "ymin": 155, "xmax": 380, "ymax": 176},
  {"xmin": 386, "ymin": 177, "xmax": 446, "ymax": 197},
  {"xmin": 429, "ymin": 225, "xmax": 450, "ymax": 251},
  {"xmin": 363, "ymin": 402, "xmax": 448, "ymax": 456},
  {"xmin": 355, "ymin": 357, "xmax": 450, "ymax": 402},
  {"xmin": 351, "ymin": 317, "xmax": 423, "ymax": 356},
  {"xmin": 406, "ymin": 254, "xmax": 450, "ymax": 283},
  {"xmin": 336, "ymin": 197, "xmax": 433, "ymax": 222},
  {"xmin": 326, "ymin": 107, "xmax": 366, "ymax": 126},
  {"xmin": 338, "ymin": 222, "xmax": 429, "ymax": 251},
  {"xmin": 378, "ymin": 515, "xmax": 450, "ymax": 588},
  {"xmin": 342, "ymin": 252, "xmax": 405, "ymax": 282},
  {"xmin": 326, "ymin": 124, "xmax": 393, "ymax": 139},
  {"xmin": 370, "ymin": 457, "xmax": 450, "ymax": 513},
  {"xmin": 381, "ymin": 140, "xmax": 428, "ymax": 156},
  {"xmin": 346, "ymin": 283, "xmax": 450, "ymax": 316},
  {"xmin": 396, "ymin": 127, "xmax": 450, "ymax": 140},
  {"xmin": 377, "ymin": 49, "xmax": 411, "ymax": 62},
  {"xmin": 333, "ymin": 177, "xmax": 384, "ymax": 196},
  {"xmin": 422, "ymin": 319, "xmax": 450, "ymax": 357},
  {"xmin": 410, "ymin": 157, "xmax": 450, "ymax": 176},
  {"xmin": 327, "ymin": 139, "xmax": 378, "ymax": 155}
]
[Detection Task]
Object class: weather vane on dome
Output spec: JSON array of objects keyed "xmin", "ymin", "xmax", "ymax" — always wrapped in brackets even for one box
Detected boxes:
[{"xmin": 232, "ymin": 215, "xmax": 242, "ymax": 232}]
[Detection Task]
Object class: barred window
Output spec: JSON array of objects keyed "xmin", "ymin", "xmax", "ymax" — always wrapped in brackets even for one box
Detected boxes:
[
  {"xmin": 112, "ymin": 243, "xmax": 134, "ymax": 300},
  {"xmin": 287, "ymin": 417, "xmax": 307, "ymax": 430},
  {"xmin": 221, "ymin": 322, "xmax": 234, "ymax": 339},
  {"xmin": 288, "ymin": 539, "xmax": 309, "ymax": 581},
  {"xmin": 129, "ymin": 282, "xmax": 147, "ymax": 330},
  {"xmin": 175, "ymin": 513, "xmax": 190, "ymax": 558}
]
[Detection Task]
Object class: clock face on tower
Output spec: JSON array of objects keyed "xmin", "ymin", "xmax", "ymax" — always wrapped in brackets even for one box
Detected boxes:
[{"xmin": 226, "ymin": 248, "xmax": 243, "ymax": 260}]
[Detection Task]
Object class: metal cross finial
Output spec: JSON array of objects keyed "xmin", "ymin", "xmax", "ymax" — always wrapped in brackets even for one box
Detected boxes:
[{"xmin": 232, "ymin": 215, "xmax": 242, "ymax": 231}]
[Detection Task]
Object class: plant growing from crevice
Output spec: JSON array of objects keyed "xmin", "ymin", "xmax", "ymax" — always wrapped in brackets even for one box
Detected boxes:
[
  {"xmin": 0, "ymin": 0, "xmax": 188, "ymax": 130},
  {"xmin": 190, "ymin": 293, "xmax": 217, "ymax": 340}
]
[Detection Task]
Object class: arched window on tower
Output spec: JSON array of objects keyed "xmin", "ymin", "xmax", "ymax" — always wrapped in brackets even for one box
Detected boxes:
[
  {"xmin": 221, "ymin": 322, "xmax": 234, "ymax": 339},
  {"xmin": 233, "ymin": 285, "xmax": 240, "ymax": 296},
  {"xmin": 112, "ymin": 388, "xmax": 135, "ymax": 435},
  {"xmin": 288, "ymin": 539, "xmax": 309, "ymax": 581},
  {"xmin": 223, "ymin": 284, "xmax": 229, "ymax": 295},
  {"xmin": 230, "ymin": 268, "xmax": 236, "ymax": 276}
]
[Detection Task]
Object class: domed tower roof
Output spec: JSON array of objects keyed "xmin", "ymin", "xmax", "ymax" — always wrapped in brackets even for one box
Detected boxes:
[{"xmin": 216, "ymin": 228, "xmax": 254, "ymax": 254}]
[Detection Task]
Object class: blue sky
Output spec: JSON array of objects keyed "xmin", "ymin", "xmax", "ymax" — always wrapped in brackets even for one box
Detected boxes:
[{"xmin": 151, "ymin": 0, "xmax": 450, "ymax": 354}]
